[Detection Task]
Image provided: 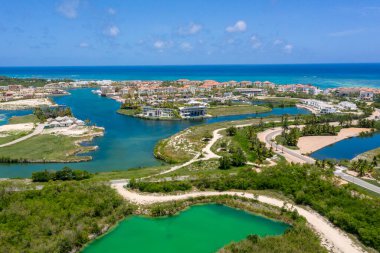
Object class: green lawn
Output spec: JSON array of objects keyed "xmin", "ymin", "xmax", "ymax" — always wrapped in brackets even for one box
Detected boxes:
[
  {"xmin": 8, "ymin": 114, "xmax": 39, "ymax": 124},
  {"xmin": 0, "ymin": 134, "xmax": 95, "ymax": 162},
  {"xmin": 208, "ymin": 105, "xmax": 271, "ymax": 116},
  {"xmin": 0, "ymin": 131, "xmax": 32, "ymax": 145},
  {"xmin": 117, "ymin": 108, "xmax": 139, "ymax": 116}
]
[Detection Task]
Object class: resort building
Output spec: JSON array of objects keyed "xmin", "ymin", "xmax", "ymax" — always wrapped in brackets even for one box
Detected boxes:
[
  {"xmin": 234, "ymin": 88, "xmax": 266, "ymax": 97},
  {"xmin": 338, "ymin": 101, "xmax": 358, "ymax": 111},
  {"xmin": 301, "ymin": 99, "xmax": 337, "ymax": 114},
  {"xmin": 179, "ymin": 106, "xmax": 207, "ymax": 118},
  {"xmin": 359, "ymin": 91, "xmax": 374, "ymax": 101},
  {"xmin": 141, "ymin": 106, "xmax": 174, "ymax": 118}
]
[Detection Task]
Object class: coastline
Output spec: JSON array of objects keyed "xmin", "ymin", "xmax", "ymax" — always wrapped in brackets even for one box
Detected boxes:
[
  {"xmin": 297, "ymin": 128, "xmax": 371, "ymax": 154},
  {"xmin": 0, "ymin": 98, "xmax": 56, "ymax": 110}
]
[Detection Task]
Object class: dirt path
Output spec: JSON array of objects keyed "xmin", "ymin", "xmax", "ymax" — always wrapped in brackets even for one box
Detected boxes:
[
  {"xmin": 0, "ymin": 124, "xmax": 45, "ymax": 148},
  {"xmin": 112, "ymin": 183, "xmax": 365, "ymax": 253}
]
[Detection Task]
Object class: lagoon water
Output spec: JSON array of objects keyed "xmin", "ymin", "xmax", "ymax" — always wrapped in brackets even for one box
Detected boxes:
[
  {"xmin": 310, "ymin": 132, "xmax": 380, "ymax": 160},
  {"xmin": 81, "ymin": 204, "xmax": 289, "ymax": 253},
  {"xmin": 0, "ymin": 88, "xmax": 309, "ymax": 178},
  {"xmin": 1, "ymin": 64, "xmax": 380, "ymax": 89}
]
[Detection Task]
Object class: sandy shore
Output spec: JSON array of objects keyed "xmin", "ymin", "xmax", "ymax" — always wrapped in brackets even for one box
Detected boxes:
[
  {"xmin": 0, "ymin": 123, "xmax": 34, "ymax": 132},
  {"xmin": 0, "ymin": 98, "xmax": 54, "ymax": 110},
  {"xmin": 112, "ymin": 184, "xmax": 365, "ymax": 253},
  {"xmin": 297, "ymin": 128, "xmax": 370, "ymax": 154}
]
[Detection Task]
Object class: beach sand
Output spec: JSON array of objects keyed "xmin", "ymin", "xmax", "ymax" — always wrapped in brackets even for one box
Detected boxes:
[
  {"xmin": 0, "ymin": 98, "xmax": 54, "ymax": 110},
  {"xmin": 297, "ymin": 128, "xmax": 370, "ymax": 154},
  {"xmin": 0, "ymin": 123, "xmax": 34, "ymax": 132}
]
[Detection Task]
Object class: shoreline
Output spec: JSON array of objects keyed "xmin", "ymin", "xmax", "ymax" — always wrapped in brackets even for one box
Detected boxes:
[
  {"xmin": 297, "ymin": 128, "xmax": 371, "ymax": 154},
  {"xmin": 0, "ymin": 98, "xmax": 56, "ymax": 110}
]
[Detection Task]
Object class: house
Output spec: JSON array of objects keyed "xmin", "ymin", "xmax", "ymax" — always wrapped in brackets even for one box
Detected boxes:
[
  {"xmin": 359, "ymin": 91, "xmax": 374, "ymax": 101},
  {"xmin": 179, "ymin": 106, "xmax": 207, "ymax": 118},
  {"xmin": 142, "ymin": 106, "xmax": 174, "ymax": 118}
]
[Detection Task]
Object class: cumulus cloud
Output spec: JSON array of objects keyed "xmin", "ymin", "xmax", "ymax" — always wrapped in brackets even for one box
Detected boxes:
[
  {"xmin": 180, "ymin": 42, "xmax": 193, "ymax": 51},
  {"xmin": 79, "ymin": 42, "xmax": 89, "ymax": 48},
  {"xmin": 179, "ymin": 23, "xmax": 202, "ymax": 35},
  {"xmin": 283, "ymin": 44, "xmax": 293, "ymax": 54},
  {"xmin": 104, "ymin": 25, "xmax": 120, "ymax": 37},
  {"xmin": 57, "ymin": 0, "xmax": 80, "ymax": 19},
  {"xmin": 108, "ymin": 8, "xmax": 116, "ymax": 15},
  {"xmin": 251, "ymin": 36, "xmax": 262, "ymax": 49},
  {"xmin": 153, "ymin": 40, "xmax": 173, "ymax": 51},
  {"xmin": 226, "ymin": 20, "xmax": 247, "ymax": 33}
]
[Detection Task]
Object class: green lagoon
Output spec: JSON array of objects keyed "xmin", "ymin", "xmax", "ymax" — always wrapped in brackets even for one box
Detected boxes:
[{"xmin": 82, "ymin": 204, "xmax": 289, "ymax": 253}]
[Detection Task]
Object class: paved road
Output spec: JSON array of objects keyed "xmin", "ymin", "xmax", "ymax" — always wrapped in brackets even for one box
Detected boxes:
[
  {"xmin": 0, "ymin": 124, "xmax": 45, "ymax": 148},
  {"xmin": 263, "ymin": 128, "xmax": 380, "ymax": 195},
  {"xmin": 335, "ymin": 166, "xmax": 380, "ymax": 194}
]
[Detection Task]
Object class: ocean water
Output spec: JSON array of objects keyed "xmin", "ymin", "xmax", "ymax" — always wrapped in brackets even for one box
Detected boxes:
[
  {"xmin": 0, "ymin": 88, "xmax": 309, "ymax": 178},
  {"xmin": 81, "ymin": 204, "xmax": 289, "ymax": 253},
  {"xmin": 1, "ymin": 63, "xmax": 380, "ymax": 89}
]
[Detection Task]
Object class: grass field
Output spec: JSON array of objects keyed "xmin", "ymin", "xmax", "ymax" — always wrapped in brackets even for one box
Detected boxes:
[
  {"xmin": 117, "ymin": 108, "xmax": 139, "ymax": 116},
  {"xmin": 8, "ymin": 114, "xmax": 39, "ymax": 124},
  {"xmin": 208, "ymin": 105, "xmax": 271, "ymax": 116},
  {"xmin": 0, "ymin": 131, "xmax": 32, "ymax": 145},
  {"xmin": 0, "ymin": 134, "xmax": 95, "ymax": 162}
]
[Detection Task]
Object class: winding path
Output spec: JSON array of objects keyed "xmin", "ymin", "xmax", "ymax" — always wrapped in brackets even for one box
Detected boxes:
[
  {"xmin": 111, "ymin": 182, "xmax": 365, "ymax": 253},
  {"xmin": 0, "ymin": 124, "xmax": 45, "ymax": 148}
]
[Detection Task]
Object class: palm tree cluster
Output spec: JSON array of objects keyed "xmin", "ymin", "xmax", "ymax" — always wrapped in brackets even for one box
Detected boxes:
[{"xmin": 350, "ymin": 159, "xmax": 374, "ymax": 177}]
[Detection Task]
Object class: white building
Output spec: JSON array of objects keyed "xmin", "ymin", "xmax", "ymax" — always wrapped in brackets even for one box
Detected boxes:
[
  {"xmin": 179, "ymin": 106, "xmax": 207, "ymax": 118},
  {"xmin": 338, "ymin": 101, "xmax": 357, "ymax": 111},
  {"xmin": 301, "ymin": 99, "xmax": 337, "ymax": 114},
  {"xmin": 142, "ymin": 106, "xmax": 174, "ymax": 118}
]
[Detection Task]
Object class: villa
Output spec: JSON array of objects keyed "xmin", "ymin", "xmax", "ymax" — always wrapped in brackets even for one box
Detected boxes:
[
  {"xmin": 179, "ymin": 105, "xmax": 207, "ymax": 118},
  {"xmin": 46, "ymin": 116, "xmax": 85, "ymax": 128},
  {"xmin": 141, "ymin": 106, "xmax": 174, "ymax": 118}
]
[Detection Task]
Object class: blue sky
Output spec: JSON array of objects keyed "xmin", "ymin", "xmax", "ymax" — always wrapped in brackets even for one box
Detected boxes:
[{"xmin": 1, "ymin": 0, "xmax": 380, "ymax": 66}]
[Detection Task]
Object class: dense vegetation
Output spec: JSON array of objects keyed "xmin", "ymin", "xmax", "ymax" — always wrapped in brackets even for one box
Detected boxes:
[
  {"xmin": 219, "ymin": 125, "xmax": 273, "ymax": 164},
  {"xmin": 0, "ymin": 76, "xmax": 71, "ymax": 87},
  {"xmin": 32, "ymin": 167, "xmax": 92, "ymax": 182},
  {"xmin": 220, "ymin": 220, "xmax": 326, "ymax": 253},
  {"xmin": 0, "ymin": 180, "xmax": 135, "ymax": 253},
  {"xmin": 137, "ymin": 164, "xmax": 380, "ymax": 251},
  {"xmin": 33, "ymin": 107, "xmax": 73, "ymax": 122}
]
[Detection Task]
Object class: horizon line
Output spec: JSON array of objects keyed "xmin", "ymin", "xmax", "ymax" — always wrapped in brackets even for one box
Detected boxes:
[{"xmin": 1, "ymin": 62, "xmax": 380, "ymax": 68}]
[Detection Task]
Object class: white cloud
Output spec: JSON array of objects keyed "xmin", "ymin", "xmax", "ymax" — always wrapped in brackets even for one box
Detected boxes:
[
  {"xmin": 251, "ymin": 36, "xmax": 262, "ymax": 49},
  {"xmin": 108, "ymin": 8, "xmax": 116, "ymax": 15},
  {"xmin": 328, "ymin": 29, "xmax": 363, "ymax": 37},
  {"xmin": 79, "ymin": 42, "xmax": 89, "ymax": 48},
  {"xmin": 153, "ymin": 40, "xmax": 173, "ymax": 52},
  {"xmin": 179, "ymin": 23, "xmax": 202, "ymax": 35},
  {"xmin": 104, "ymin": 25, "xmax": 120, "ymax": 37},
  {"xmin": 283, "ymin": 44, "xmax": 293, "ymax": 54},
  {"xmin": 180, "ymin": 42, "xmax": 192, "ymax": 51},
  {"xmin": 226, "ymin": 20, "xmax": 247, "ymax": 33},
  {"xmin": 57, "ymin": 0, "xmax": 80, "ymax": 19},
  {"xmin": 273, "ymin": 39, "xmax": 283, "ymax": 46},
  {"xmin": 154, "ymin": 40, "xmax": 165, "ymax": 49}
]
